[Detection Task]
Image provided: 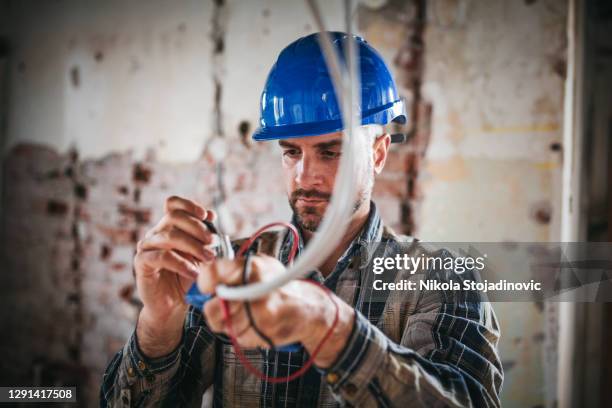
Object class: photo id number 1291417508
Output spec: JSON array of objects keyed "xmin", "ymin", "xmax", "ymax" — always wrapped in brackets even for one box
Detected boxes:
[{"xmin": 0, "ymin": 387, "xmax": 76, "ymax": 403}]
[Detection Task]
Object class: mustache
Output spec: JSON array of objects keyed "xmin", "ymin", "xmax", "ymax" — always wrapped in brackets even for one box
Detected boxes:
[{"xmin": 290, "ymin": 189, "xmax": 331, "ymax": 202}]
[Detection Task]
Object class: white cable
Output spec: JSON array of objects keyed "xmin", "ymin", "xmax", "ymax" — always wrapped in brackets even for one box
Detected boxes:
[{"xmin": 217, "ymin": 0, "xmax": 362, "ymax": 300}]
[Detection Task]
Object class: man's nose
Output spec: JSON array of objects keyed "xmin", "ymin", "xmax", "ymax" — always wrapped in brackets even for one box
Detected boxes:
[{"xmin": 295, "ymin": 154, "xmax": 323, "ymax": 187}]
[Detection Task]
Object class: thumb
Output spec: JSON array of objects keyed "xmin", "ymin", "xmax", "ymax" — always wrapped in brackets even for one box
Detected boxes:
[{"xmin": 197, "ymin": 258, "xmax": 245, "ymax": 294}]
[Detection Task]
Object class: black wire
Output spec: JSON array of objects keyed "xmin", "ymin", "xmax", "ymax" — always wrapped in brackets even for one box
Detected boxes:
[{"xmin": 242, "ymin": 248, "xmax": 276, "ymax": 350}]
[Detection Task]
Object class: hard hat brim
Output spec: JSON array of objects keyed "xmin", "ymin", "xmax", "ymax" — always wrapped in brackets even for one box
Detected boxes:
[{"xmin": 252, "ymin": 99, "xmax": 407, "ymax": 141}]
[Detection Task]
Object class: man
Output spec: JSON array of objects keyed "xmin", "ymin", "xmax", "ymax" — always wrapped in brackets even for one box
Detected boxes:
[{"xmin": 101, "ymin": 32, "xmax": 502, "ymax": 407}]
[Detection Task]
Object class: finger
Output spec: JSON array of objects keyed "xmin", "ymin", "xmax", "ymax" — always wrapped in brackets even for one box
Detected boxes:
[
  {"xmin": 203, "ymin": 298, "xmax": 246, "ymax": 332},
  {"xmin": 229, "ymin": 300, "xmax": 276, "ymax": 348},
  {"xmin": 203, "ymin": 297, "xmax": 242, "ymax": 320},
  {"xmin": 205, "ymin": 209, "xmax": 216, "ymax": 222},
  {"xmin": 175, "ymin": 271, "xmax": 195, "ymax": 293},
  {"xmin": 142, "ymin": 227, "xmax": 213, "ymax": 262},
  {"xmin": 247, "ymin": 255, "xmax": 283, "ymax": 282},
  {"xmin": 164, "ymin": 196, "xmax": 207, "ymax": 219},
  {"xmin": 197, "ymin": 258, "xmax": 246, "ymax": 294},
  {"xmin": 163, "ymin": 209, "xmax": 214, "ymax": 245},
  {"xmin": 176, "ymin": 249, "xmax": 216, "ymax": 266},
  {"xmin": 236, "ymin": 327, "xmax": 266, "ymax": 348},
  {"xmin": 203, "ymin": 299, "xmax": 224, "ymax": 332},
  {"xmin": 135, "ymin": 249, "xmax": 199, "ymax": 280},
  {"xmin": 226, "ymin": 306, "xmax": 251, "ymax": 337}
]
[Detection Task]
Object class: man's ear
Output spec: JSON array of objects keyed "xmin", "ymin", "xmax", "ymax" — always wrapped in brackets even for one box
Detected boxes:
[{"xmin": 373, "ymin": 134, "xmax": 391, "ymax": 174}]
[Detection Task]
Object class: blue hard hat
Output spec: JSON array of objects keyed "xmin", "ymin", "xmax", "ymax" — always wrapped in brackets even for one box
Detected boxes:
[{"xmin": 252, "ymin": 32, "xmax": 406, "ymax": 141}]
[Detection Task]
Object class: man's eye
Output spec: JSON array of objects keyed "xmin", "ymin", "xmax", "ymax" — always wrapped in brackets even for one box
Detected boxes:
[
  {"xmin": 283, "ymin": 149, "xmax": 300, "ymax": 157},
  {"xmin": 321, "ymin": 150, "xmax": 340, "ymax": 159}
]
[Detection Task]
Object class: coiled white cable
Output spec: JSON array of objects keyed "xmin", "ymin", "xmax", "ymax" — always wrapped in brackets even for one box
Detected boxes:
[{"xmin": 216, "ymin": 0, "xmax": 363, "ymax": 301}]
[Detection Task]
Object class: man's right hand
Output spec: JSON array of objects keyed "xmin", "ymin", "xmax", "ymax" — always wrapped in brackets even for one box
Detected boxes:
[{"xmin": 133, "ymin": 196, "xmax": 216, "ymax": 358}]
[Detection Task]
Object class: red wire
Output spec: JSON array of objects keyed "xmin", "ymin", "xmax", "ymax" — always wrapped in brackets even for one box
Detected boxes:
[
  {"xmin": 236, "ymin": 222, "xmax": 299, "ymax": 260},
  {"xmin": 220, "ymin": 280, "xmax": 339, "ymax": 383},
  {"xmin": 221, "ymin": 222, "xmax": 340, "ymax": 383}
]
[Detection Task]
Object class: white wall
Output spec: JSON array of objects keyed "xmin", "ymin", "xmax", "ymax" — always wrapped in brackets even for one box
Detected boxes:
[{"xmin": 5, "ymin": 0, "xmax": 356, "ymax": 162}]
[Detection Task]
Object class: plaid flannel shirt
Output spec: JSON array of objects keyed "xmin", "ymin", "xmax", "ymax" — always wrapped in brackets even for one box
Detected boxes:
[{"xmin": 100, "ymin": 202, "xmax": 503, "ymax": 407}]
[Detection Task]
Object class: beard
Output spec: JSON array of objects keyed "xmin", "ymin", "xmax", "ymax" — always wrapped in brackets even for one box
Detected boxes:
[
  {"xmin": 289, "ymin": 150, "xmax": 375, "ymax": 232},
  {"xmin": 288, "ymin": 188, "xmax": 330, "ymax": 232},
  {"xmin": 289, "ymin": 175, "xmax": 372, "ymax": 233}
]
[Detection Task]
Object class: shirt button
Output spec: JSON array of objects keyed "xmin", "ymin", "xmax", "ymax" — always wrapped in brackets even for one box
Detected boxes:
[
  {"xmin": 127, "ymin": 366, "xmax": 136, "ymax": 377},
  {"xmin": 326, "ymin": 372, "xmax": 339, "ymax": 384},
  {"xmin": 137, "ymin": 360, "xmax": 146, "ymax": 371},
  {"xmin": 345, "ymin": 383, "xmax": 358, "ymax": 396}
]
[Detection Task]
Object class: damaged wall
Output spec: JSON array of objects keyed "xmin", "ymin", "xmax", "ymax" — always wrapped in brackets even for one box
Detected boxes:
[
  {"xmin": 362, "ymin": 2, "xmax": 567, "ymax": 403},
  {"xmin": 420, "ymin": 2, "xmax": 566, "ymax": 406},
  {"xmin": 0, "ymin": 0, "xmax": 568, "ymax": 407}
]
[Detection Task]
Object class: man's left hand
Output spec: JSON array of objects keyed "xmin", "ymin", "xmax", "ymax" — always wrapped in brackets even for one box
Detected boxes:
[{"xmin": 197, "ymin": 254, "xmax": 355, "ymax": 368}]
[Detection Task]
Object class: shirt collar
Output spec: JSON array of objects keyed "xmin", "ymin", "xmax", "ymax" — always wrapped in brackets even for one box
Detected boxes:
[{"xmin": 281, "ymin": 201, "xmax": 382, "ymax": 278}]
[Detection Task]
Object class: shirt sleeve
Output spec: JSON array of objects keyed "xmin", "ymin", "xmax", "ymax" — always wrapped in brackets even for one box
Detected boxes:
[
  {"xmin": 317, "ymin": 263, "xmax": 503, "ymax": 407},
  {"xmin": 100, "ymin": 306, "xmax": 217, "ymax": 407}
]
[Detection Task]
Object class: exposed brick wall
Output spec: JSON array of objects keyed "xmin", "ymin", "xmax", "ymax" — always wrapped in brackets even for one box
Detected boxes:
[
  {"xmin": 0, "ymin": 145, "xmax": 85, "ymax": 393},
  {"xmin": 0, "ymin": 9, "xmax": 418, "ymax": 403},
  {"xmin": 358, "ymin": 0, "xmax": 432, "ymax": 237},
  {"xmin": 0, "ymin": 133, "xmax": 320, "ymax": 403},
  {"xmin": 0, "ymin": 2, "xmax": 568, "ymax": 407},
  {"xmin": 0, "ymin": 137, "xmax": 409, "ymax": 404}
]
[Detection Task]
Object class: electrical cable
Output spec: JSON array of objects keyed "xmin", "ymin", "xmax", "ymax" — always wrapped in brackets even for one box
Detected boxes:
[
  {"xmin": 220, "ymin": 279, "xmax": 339, "ymax": 384},
  {"xmin": 218, "ymin": 222, "xmax": 340, "ymax": 383},
  {"xmin": 241, "ymin": 250, "xmax": 276, "ymax": 350},
  {"xmin": 215, "ymin": 0, "xmax": 363, "ymax": 302},
  {"xmin": 205, "ymin": 0, "xmax": 358, "ymax": 384},
  {"xmin": 235, "ymin": 222, "xmax": 299, "ymax": 261},
  {"xmin": 234, "ymin": 221, "xmax": 298, "ymax": 353}
]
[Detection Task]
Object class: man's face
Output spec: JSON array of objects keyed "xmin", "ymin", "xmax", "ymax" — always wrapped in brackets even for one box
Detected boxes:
[{"xmin": 279, "ymin": 131, "xmax": 373, "ymax": 232}]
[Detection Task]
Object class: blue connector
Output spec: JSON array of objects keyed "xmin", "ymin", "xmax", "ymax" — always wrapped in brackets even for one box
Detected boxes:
[
  {"xmin": 185, "ymin": 282, "xmax": 302, "ymax": 352},
  {"xmin": 185, "ymin": 282, "xmax": 213, "ymax": 310}
]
